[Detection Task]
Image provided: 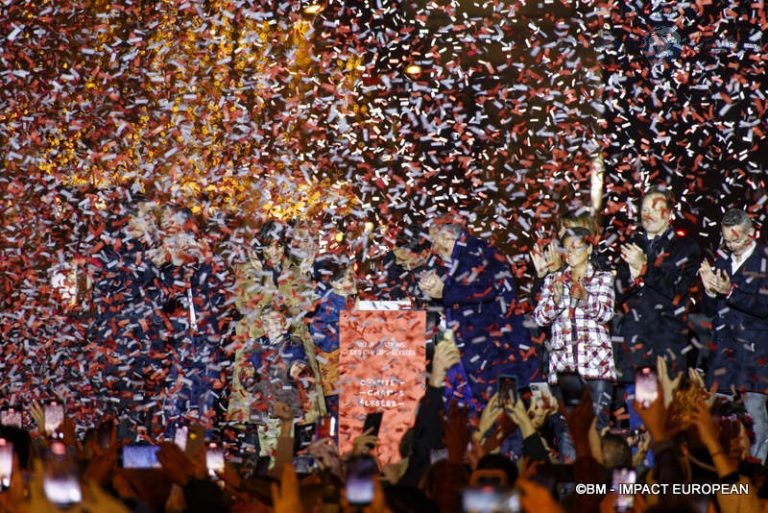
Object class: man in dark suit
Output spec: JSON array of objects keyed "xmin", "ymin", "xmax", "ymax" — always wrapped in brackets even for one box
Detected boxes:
[
  {"xmin": 418, "ymin": 222, "xmax": 537, "ymax": 412},
  {"xmin": 700, "ymin": 208, "xmax": 768, "ymax": 463},
  {"xmin": 89, "ymin": 202, "xmax": 166, "ymax": 435},
  {"xmin": 615, "ymin": 188, "xmax": 702, "ymax": 380},
  {"xmin": 375, "ymin": 225, "xmax": 435, "ymax": 306}
]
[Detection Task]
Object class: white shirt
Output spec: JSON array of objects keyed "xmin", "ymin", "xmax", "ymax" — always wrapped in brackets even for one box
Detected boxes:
[{"xmin": 731, "ymin": 241, "xmax": 757, "ymax": 275}]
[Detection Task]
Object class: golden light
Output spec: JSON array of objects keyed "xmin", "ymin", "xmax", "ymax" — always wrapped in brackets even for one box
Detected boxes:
[
  {"xmin": 303, "ymin": 3, "xmax": 324, "ymax": 14},
  {"xmin": 404, "ymin": 64, "xmax": 422, "ymax": 78}
]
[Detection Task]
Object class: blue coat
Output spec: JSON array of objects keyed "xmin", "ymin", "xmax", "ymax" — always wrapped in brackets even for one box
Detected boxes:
[
  {"xmin": 310, "ymin": 291, "xmax": 348, "ymax": 354},
  {"xmin": 702, "ymin": 243, "xmax": 768, "ymax": 392},
  {"xmin": 308, "ymin": 291, "xmax": 347, "ymax": 400},
  {"xmin": 243, "ymin": 334, "xmax": 308, "ymax": 418},
  {"xmin": 442, "ymin": 233, "xmax": 537, "ymax": 407}
]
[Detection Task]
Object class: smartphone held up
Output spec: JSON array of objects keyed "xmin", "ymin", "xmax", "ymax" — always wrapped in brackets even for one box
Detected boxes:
[
  {"xmin": 44, "ymin": 401, "xmax": 64, "ymax": 436},
  {"xmin": 0, "ymin": 406, "xmax": 22, "ymax": 429},
  {"xmin": 0, "ymin": 439, "xmax": 12, "ymax": 491},
  {"xmin": 362, "ymin": 412, "xmax": 383, "ymax": 438},
  {"xmin": 346, "ymin": 455, "xmax": 377, "ymax": 506},
  {"xmin": 44, "ymin": 441, "xmax": 82, "ymax": 508},
  {"xmin": 635, "ymin": 367, "xmax": 659, "ymax": 409},
  {"xmin": 121, "ymin": 444, "xmax": 161, "ymax": 469},
  {"xmin": 206, "ymin": 443, "xmax": 225, "ymax": 478},
  {"xmin": 613, "ymin": 467, "xmax": 637, "ymax": 512},
  {"xmin": 498, "ymin": 374, "xmax": 517, "ymax": 409}
]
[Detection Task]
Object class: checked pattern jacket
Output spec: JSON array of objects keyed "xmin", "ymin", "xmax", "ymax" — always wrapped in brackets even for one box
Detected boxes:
[{"xmin": 533, "ymin": 264, "xmax": 617, "ymax": 384}]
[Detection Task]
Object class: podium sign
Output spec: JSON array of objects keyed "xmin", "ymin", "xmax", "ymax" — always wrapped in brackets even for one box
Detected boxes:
[{"xmin": 338, "ymin": 310, "xmax": 427, "ymax": 465}]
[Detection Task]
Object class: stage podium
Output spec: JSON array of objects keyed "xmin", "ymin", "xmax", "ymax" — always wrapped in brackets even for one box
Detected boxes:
[{"xmin": 338, "ymin": 308, "xmax": 427, "ymax": 465}]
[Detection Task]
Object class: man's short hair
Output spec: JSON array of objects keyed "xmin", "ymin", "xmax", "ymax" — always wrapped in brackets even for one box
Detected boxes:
[
  {"xmin": 559, "ymin": 209, "xmax": 597, "ymax": 235},
  {"xmin": 437, "ymin": 223, "xmax": 464, "ymax": 238},
  {"xmin": 561, "ymin": 226, "xmax": 594, "ymax": 245},
  {"xmin": 721, "ymin": 208, "xmax": 752, "ymax": 230},
  {"xmin": 395, "ymin": 225, "xmax": 430, "ymax": 252},
  {"xmin": 643, "ymin": 186, "xmax": 674, "ymax": 211},
  {"xmin": 315, "ymin": 255, "xmax": 352, "ymax": 284},
  {"xmin": 257, "ymin": 220, "xmax": 287, "ymax": 247},
  {"xmin": 601, "ymin": 432, "xmax": 632, "ymax": 469}
]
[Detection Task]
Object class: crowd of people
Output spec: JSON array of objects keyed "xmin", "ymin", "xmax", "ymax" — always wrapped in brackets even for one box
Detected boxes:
[{"xmin": 2, "ymin": 185, "xmax": 768, "ymax": 513}]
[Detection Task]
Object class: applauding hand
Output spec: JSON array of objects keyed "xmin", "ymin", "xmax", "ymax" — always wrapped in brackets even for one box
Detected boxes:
[{"xmin": 620, "ymin": 243, "xmax": 647, "ymax": 279}]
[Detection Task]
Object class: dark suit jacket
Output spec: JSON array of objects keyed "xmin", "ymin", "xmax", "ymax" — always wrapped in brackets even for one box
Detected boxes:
[
  {"xmin": 442, "ymin": 233, "xmax": 538, "ymax": 406},
  {"xmin": 702, "ymin": 243, "xmax": 768, "ymax": 392},
  {"xmin": 614, "ymin": 228, "xmax": 701, "ymax": 378},
  {"xmin": 375, "ymin": 251, "xmax": 438, "ymax": 306}
]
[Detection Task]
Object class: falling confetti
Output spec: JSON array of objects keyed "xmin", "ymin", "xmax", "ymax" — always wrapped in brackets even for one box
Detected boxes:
[{"xmin": 0, "ymin": 0, "xmax": 766, "ymax": 432}]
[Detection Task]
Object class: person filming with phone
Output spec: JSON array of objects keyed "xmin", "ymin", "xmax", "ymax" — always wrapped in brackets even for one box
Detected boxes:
[{"xmin": 533, "ymin": 227, "xmax": 617, "ymax": 430}]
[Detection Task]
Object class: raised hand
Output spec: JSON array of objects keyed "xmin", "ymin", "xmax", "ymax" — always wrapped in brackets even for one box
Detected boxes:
[
  {"xmin": 687, "ymin": 401, "xmax": 720, "ymax": 451},
  {"xmin": 713, "ymin": 268, "xmax": 732, "ymax": 295},
  {"xmin": 530, "ymin": 247, "xmax": 550, "ymax": 279},
  {"xmin": 271, "ymin": 464, "xmax": 301, "ymax": 513},
  {"xmin": 688, "ymin": 367, "xmax": 718, "ymax": 407},
  {"xmin": 352, "ymin": 427, "xmax": 378, "ymax": 456},
  {"xmin": 429, "ymin": 341, "xmax": 461, "ymax": 388},
  {"xmin": 442, "ymin": 401, "xmax": 470, "ymax": 465},
  {"xmin": 529, "ymin": 392, "xmax": 558, "ymax": 430},
  {"xmin": 506, "ymin": 397, "xmax": 536, "ymax": 438},
  {"xmin": 475, "ymin": 394, "xmax": 503, "ymax": 442},
  {"xmin": 551, "ymin": 279, "xmax": 564, "ymax": 305},
  {"xmin": 632, "ymin": 384, "xmax": 669, "ymax": 443},
  {"xmin": 699, "ymin": 260, "xmax": 722, "ymax": 296},
  {"xmin": 531, "ymin": 242, "xmax": 561, "ymax": 278},
  {"xmin": 30, "ymin": 401, "xmax": 46, "ymax": 435},
  {"xmin": 620, "ymin": 243, "xmax": 647, "ymax": 279},
  {"xmin": 157, "ymin": 442, "xmax": 195, "ymax": 486},
  {"xmin": 656, "ymin": 356, "xmax": 682, "ymax": 408},
  {"xmin": 570, "ymin": 279, "xmax": 586, "ymax": 301},
  {"xmin": 84, "ymin": 440, "xmax": 120, "ymax": 486},
  {"xmin": 272, "ymin": 402, "xmax": 294, "ymax": 438},
  {"xmin": 307, "ymin": 438, "xmax": 342, "ymax": 478},
  {"xmin": 564, "ymin": 389, "xmax": 595, "ymax": 458},
  {"xmin": 418, "ymin": 271, "xmax": 444, "ymax": 299},
  {"xmin": 216, "ymin": 460, "xmax": 243, "ymax": 492}
]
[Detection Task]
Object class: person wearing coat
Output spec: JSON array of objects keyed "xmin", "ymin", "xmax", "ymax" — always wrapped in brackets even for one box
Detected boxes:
[
  {"xmin": 374, "ymin": 225, "xmax": 435, "ymax": 305},
  {"xmin": 154, "ymin": 206, "xmax": 227, "ymax": 427},
  {"xmin": 89, "ymin": 204, "xmax": 166, "ymax": 435},
  {"xmin": 309, "ymin": 258, "xmax": 358, "ymax": 424},
  {"xmin": 227, "ymin": 300, "xmax": 312, "ymax": 461},
  {"xmin": 419, "ymin": 222, "xmax": 537, "ymax": 413},
  {"xmin": 230, "ymin": 220, "xmax": 325, "ymax": 423},
  {"xmin": 700, "ymin": 208, "xmax": 768, "ymax": 463},
  {"xmin": 533, "ymin": 227, "xmax": 616, "ymax": 429},
  {"xmin": 614, "ymin": 188, "xmax": 702, "ymax": 380}
]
